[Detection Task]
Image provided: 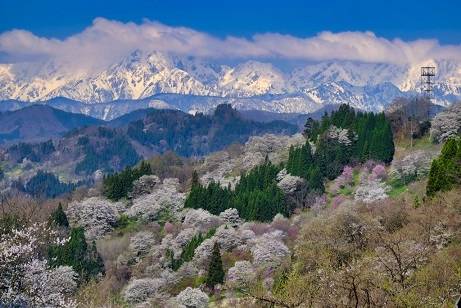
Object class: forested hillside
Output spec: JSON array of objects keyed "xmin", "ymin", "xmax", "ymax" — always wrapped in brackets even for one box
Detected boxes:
[
  {"xmin": 1, "ymin": 102, "xmax": 461, "ymax": 307},
  {"xmin": 0, "ymin": 104, "xmax": 296, "ymax": 199},
  {"xmin": 0, "ymin": 105, "xmax": 103, "ymax": 144}
]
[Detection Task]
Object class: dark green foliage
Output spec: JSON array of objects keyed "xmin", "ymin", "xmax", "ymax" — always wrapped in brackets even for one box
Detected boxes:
[
  {"xmin": 9, "ymin": 143, "xmax": 37, "ymax": 162},
  {"xmin": 97, "ymin": 127, "xmax": 115, "ymax": 138},
  {"xmin": 50, "ymin": 203, "xmax": 69, "ymax": 228},
  {"xmin": 303, "ymin": 104, "xmax": 394, "ymax": 164},
  {"xmin": 77, "ymin": 136, "xmax": 90, "ymax": 146},
  {"xmin": 206, "ymin": 242, "xmax": 224, "ymax": 289},
  {"xmin": 38, "ymin": 140, "xmax": 55, "ymax": 156},
  {"xmin": 7, "ymin": 140, "xmax": 55, "ymax": 163},
  {"xmin": 234, "ymin": 183, "xmax": 286, "ymax": 222},
  {"xmin": 288, "ymin": 104, "xmax": 395, "ymax": 192},
  {"xmin": 48, "ymin": 227, "xmax": 104, "ymax": 281},
  {"xmin": 427, "ymin": 138, "xmax": 461, "ymax": 196},
  {"xmin": 303, "ymin": 117, "xmax": 319, "ymax": 139},
  {"xmin": 185, "ymin": 181, "xmax": 233, "ymax": 215},
  {"xmin": 286, "ymin": 142, "xmax": 313, "ymax": 178},
  {"xmin": 103, "ymin": 160, "xmax": 152, "ymax": 201},
  {"xmin": 315, "ymin": 136, "xmax": 352, "ymax": 180},
  {"xmin": 233, "ymin": 162, "xmax": 287, "ymax": 221},
  {"xmin": 75, "ymin": 146, "xmax": 98, "ymax": 175},
  {"xmin": 168, "ymin": 229, "xmax": 215, "ymax": 271},
  {"xmin": 191, "ymin": 170, "xmax": 199, "ymax": 188},
  {"xmin": 185, "ymin": 161, "xmax": 288, "ymax": 222},
  {"xmin": 24, "ymin": 171, "xmax": 76, "ymax": 198},
  {"xmin": 113, "ymin": 215, "xmax": 140, "ymax": 234},
  {"xmin": 306, "ymin": 165, "xmax": 325, "ymax": 193},
  {"xmin": 75, "ymin": 135, "xmax": 140, "ymax": 175},
  {"xmin": 116, "ymin": 214, "xmax": 136, "ymax": 229},
  {"xmin": 126, "ymin": 104, "xmax": 297, "ymax": 157},
  {"xmin": 287, "ymin": 141, "xmax": 327, "ymax": 192}
]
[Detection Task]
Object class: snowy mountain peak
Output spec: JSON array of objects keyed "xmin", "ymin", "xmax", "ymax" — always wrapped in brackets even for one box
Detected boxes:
[
  {"xmin": 1, "ymin": 52, "xmax": 460, "ymax": 113},
  {"xmin": 219, "ymin": 61, "xmax": 287, "ymax": 96}
]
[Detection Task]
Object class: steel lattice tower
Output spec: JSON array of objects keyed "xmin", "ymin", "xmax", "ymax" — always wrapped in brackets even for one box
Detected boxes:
[{"xmin": 421, "ymin": 66, "xmax": 436, "ymax": 97}]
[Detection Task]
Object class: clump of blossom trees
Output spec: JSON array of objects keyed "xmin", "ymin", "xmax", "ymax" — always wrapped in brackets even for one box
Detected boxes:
[
  {"xmin": 390, "ymin": 150, "xmax": 436, "ymax": 185},
  {"xmin": 175, "ymin": 287, "xmax": 209, "ymax": 308},
  {"xmin": 430, "ymin": 103, "xmax": 461, "ymax": 143},
  {"xmin": 286, "ymin": 104, "xmax": 394, "ymax": 197},
  {"xmin": 245, "ymin": 191, "xmax": 461, "ymax": 307},
  {"xmin": 0, "ymin": 223, "xmax": 78, "ymax": 307}
]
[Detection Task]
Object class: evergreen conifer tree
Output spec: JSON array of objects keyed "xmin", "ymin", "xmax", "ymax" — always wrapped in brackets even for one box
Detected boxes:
[
  {"xmin": 50, "ymin": 203, "xmax": 69, "ymax": 228},
  {"xmin": 427, "ymin": 138, "xmax": 461, "ymax": 196},
  {"xmin": 48, "ymin": 227, "xmax": 105, "ymax": 281},
  {"xmin": 206, "ymin": 242, "xmax": 224, "ymax": 289},
  {"xmin": 191, "ymin": 170, "xmax": 200, "ymax": 187}
]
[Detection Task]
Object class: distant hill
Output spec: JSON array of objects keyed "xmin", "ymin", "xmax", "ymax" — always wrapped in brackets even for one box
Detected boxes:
[
  {"xmin": 123, "ymin": 104, "xmax": 298, "ymax": 157},
  {"xmin": 0, "ymin": 97, "xmax": 175, "ymax": 121},
  {"xmin": 239, "ymin": 104, "xmax": 342, "ymax": 129},
  {"xmin": 0, "ymin": 105, "xmax": 102, "ymax": 144},
  {"xmin": 2, "ymin": 104, "xmax": 298, "ymax": 180},
  {"xmin": 106, "ymin": 108, "xmax": 158, "ymax": 128}
]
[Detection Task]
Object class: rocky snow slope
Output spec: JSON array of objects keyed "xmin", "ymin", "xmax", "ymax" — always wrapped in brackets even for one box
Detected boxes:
[{"xmin": 1, "ymin": 50, "xmax": 461, "ymax": 113}]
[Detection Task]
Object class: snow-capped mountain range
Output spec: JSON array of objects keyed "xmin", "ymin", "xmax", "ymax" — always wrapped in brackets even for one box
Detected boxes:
[{"xmin": 1, "ymin": 50, "xmax": 461, "ymax": 115}]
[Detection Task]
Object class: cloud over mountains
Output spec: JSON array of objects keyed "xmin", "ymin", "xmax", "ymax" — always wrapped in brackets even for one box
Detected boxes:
[{"xmin": 1, "ymin": 18, "xmax": 460, "ymax": 72}]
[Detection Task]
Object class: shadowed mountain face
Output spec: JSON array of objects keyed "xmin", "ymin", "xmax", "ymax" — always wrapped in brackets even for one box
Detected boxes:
[{"xmin": 0, "ymin": 105, "xmax": 103, "ymax": 144}]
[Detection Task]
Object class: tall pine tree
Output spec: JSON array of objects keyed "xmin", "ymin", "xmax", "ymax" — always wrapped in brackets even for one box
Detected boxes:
[
  {"xmin": 427, "ymin": 138, "xmax": 461, "ymax": 196},
  {"xmin": 49, "ymin": 203, "xmax": 69, "ymax": 228},
  {"xmin": 206, "ymin": 242, "xmax": 225, "ymax": 289}
]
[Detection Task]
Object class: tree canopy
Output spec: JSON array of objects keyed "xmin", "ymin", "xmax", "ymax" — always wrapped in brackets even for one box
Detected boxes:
[
  {"xmin": 287, "ymin": 104, "xmax": 395, "ymax": 189},
  {"xmin": 185, "ymin": 161, "xmax": 288, "ymax": 222},
  {"xmin": 427, "ymin": 137, "xmax": 461, "ymax": 196}
]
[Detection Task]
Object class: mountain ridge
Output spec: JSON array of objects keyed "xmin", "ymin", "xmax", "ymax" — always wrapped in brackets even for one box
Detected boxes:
[
  {"xmin": 1, "ymin": 51, "xmax": 460, "ymax": 115},
  {"xmin": 0, "ymin": 105, "xmax": 103, "ymax": 144}
]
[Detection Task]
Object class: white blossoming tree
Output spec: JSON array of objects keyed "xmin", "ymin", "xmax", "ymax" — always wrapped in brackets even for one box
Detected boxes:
[
  {"xmin": 250, "ymin": 234, "xmax": 290, "ymax": 269},
  {"xmin": 123, "ymin": 278, "xmax": 164, "ymax": 304},
  {"xmin": 430, "ymin": 103, "xmax": 461, "ymax": 143},
  {"xmin": 127, "ymin": 178, "xmax": 186, "ymax": 221},
  {"xmin": 276, "ymin": 169, "xmax": 305, "ymax": 194},
  {"xmin": 354, "ymin": 179, "xmax": 390, "ymax": 203},
  {"xmin": 389, "ymin": 150, "xmax": 436, "ymax": 184},
  {"xmin": 66, "ymin": 197, "xmax": 121, "ymax": 240},
  {"xmin": 226, "ymin": 260, "xmax": 256, "ymax": 290},
  {"xmin": 182, "ymin": 208, "xmax": 223, "ymax": 232},
  {"xmin": 130, "ymin": 174, "xmax": 161, "ymax": 197},
  {"xmin": 0, "ymin": 223, "xmax": 77, "ymax": 307},
  {"xmin": 327, "ymin": 126, "xmax": 354, "ymax": 146},
  {"xmin": 219, "ymin": 208, "xmax": 242, "ymax": 227},
  {"xmin": 128, "ymin": 231, "xmax": 157, "ymax": 257},
  {"xmin": 175, "ymin": 287, "xmax": 209, "ymax": 308}
]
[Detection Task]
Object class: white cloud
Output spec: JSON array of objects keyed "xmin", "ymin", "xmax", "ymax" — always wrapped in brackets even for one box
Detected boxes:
[{"xmin": 0, "ymin": 17, "xmax": 460, "ymax": 72}]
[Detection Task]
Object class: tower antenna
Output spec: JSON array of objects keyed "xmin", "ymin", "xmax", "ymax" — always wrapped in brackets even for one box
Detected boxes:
[
  {"xmin": 421, "ymin": 66, "xmax": 436, "ymax": 98},
  {"xmin": 409, "ymin": 66, "xmax": 436, "ymax": 148}
]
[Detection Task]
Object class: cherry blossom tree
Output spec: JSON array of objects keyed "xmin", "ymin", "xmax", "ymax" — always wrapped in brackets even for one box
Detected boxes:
[
  {"xmin": 226, "ymin": 261, "xmax": 256, "ymax": 290},
  {"xmin": 0, "ymin": 223, "xmax": 77, "ymax": 307},
  {"xmin": 430, "ymin": 103, "xmax": 461, "ymax": 143},
  {"xmin": 354, "ymin": 179, "xmax": 390, "ymax": 203},
  {"xmin": 175, "ymin": 287, "xmax": 209, "ymax": 308}
]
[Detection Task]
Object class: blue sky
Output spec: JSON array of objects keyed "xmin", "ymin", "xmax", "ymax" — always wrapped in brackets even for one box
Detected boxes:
[{"xmin": 0, "ymin": 0, "xmax": 459, "ymax": 43}]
